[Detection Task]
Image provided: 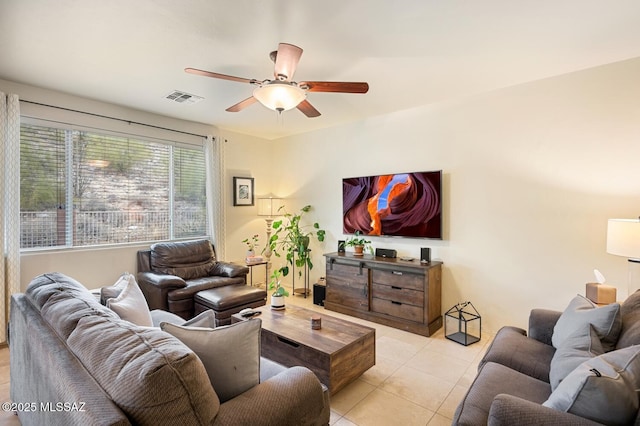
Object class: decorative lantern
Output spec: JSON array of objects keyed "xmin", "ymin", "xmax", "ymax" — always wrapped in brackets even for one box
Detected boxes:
[{"xmin": 445, "ymin": 301, "xmax": 481, "ymax": 346}]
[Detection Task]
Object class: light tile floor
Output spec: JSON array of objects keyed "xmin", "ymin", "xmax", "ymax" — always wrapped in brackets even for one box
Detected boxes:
[
  {"xmin": 0, "ymin": 290, "xmax": 493, "ymax": 426},
  {"xmin": 286, "ymin": 292, "xmax": 493, "ymax": 426},
  {"xmin": 0, "ymin": 345, "xmax": 19, "ymax": 426}
]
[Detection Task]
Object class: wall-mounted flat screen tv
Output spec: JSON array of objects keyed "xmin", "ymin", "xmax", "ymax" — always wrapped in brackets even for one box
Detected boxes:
[{"xmin": 343, "ymin": 170, "xmax": 442, "ymax": 239}]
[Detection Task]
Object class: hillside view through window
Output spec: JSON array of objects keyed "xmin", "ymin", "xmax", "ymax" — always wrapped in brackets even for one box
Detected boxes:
[{"xmin": 20, "ymin": 123, "xmax": 207, "ymax": 250}]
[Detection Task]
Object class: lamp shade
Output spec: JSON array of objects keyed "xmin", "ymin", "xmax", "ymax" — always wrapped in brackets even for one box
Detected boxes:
[
  {"xmin": 607, "ymin": 218, "xmax": 640, "ymax": 260},
  {"xmin": 257, "ymin": 198, "xmax": 284, "ymax": 217},
  {"xmin": 253, "ymin": 81, "xmax": 305, "ymax": 112}
]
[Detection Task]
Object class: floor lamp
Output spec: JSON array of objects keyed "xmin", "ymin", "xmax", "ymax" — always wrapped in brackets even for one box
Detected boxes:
[
  {"xmin": 257, "ymin": 197, "xmax": 284, "ymax": 280},
  {"xmin": 606, "ymin": 218, "xmax": 640, "ymax": 298}
]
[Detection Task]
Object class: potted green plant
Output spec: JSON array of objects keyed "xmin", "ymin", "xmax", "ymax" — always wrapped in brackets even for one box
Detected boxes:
[
  {"xmin": 345, "ymin": 231, "xmax": 372, "ymax": 256},
  {"xmin": 242, "ymin": 234, "xmax": 259, "ymax": 258},
  {"xmin": 269, "ymin": 267, "xmax": 288, "ymax": 310},
  {"xmin": 266, "ymin": 205, "xmax": 325, "ymax": 278}
]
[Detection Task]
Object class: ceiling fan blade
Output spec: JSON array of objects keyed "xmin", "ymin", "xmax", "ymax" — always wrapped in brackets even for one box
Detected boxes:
[
  {"xmin": 185, "ymin": 67, "xmax": 255, "ymax": 84},
  {"xmin": 226, "ymin": 96, "xmax": 258, "ymax": 112},
  {"xmin": 296, "ymin": 99, "xmax": 321, "ymax": 118},
  {"xmin": 273, "ymin": 43, "xmax": 303, "ymax": 81},
  {"xmin": 300, "ymin": 81, "xmax": 369, "ymax": 93}
]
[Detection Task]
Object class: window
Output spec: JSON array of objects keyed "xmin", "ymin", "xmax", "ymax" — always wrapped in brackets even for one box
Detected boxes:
[{"xmin": 20, "ymin": 123, "xmax": 207, "ymax": 250}]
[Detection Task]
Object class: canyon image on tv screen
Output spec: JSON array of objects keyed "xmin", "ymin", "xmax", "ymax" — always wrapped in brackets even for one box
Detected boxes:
[{"xmin": 342, "ymin": 170, "xmax": 442, "ymax": 239}]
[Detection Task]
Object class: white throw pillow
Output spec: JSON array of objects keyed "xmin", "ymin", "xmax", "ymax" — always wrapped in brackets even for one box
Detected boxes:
[
  {"xmin": 552, "ymin": 295, "xmax": 621, "ymax": 351},
  {"xmin": 161, "ymin": 318, "xmax": 261, "ymax": 402},
  {"xmin": 543, "ymin": 345, "xmax": 640, "ymax": 425},
  {"xmin": 100, "ymin": 272, "xmax": 130, "ymax": 305},
  {"xmin": 107, "ymin": 273, "xmax": 153, "ymax": 327}
]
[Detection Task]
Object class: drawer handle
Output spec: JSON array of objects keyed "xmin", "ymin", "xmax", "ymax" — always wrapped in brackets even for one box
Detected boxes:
[
  {"xmin": 391, "ymin": 286, "xmax": 402, "ymax": 290},
  {"xmin": 391, "ymin": 301, "xmax": 402, "ymax": 305},
  {"xmin": 277, "ymin": 336, "xmax": 300, "ymax": 348},
  {"xmin": 392, "ymin": 271, "xmax": 403, "ymax": 276}
]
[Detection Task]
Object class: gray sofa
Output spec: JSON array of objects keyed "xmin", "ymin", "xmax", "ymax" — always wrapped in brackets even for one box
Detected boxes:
[
  {"xmin": 453, "ymin": 291, "xmax": 640, "ymax": 425},
  {"xmin": 10, "ymin": 272, "xmax": 330, "ymax": 425}
]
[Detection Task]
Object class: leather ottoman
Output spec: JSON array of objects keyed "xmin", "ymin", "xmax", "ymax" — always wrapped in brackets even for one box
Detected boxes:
[{"xmin": 194, "ymin": 285, "xmax": 267, "ymax": 326}]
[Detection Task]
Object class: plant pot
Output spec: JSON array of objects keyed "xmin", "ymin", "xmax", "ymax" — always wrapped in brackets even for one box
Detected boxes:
[
  {"xmin": 297, "ymin": 236, "xmax": 310, "ymax": 251},
  {"xmin": 246, "ymin": 249, "xmax": 255, "ymax": 258},
  {"xmin": 271, "ymin": 294, "xmax": 285, "ymax": 310},
  {"xmin": 354, "ymin": 245, "xmax": 364, "ymax": 255}
]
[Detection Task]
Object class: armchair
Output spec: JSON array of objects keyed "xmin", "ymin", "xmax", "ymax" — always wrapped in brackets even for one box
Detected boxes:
[{"xmin": 136, "ymin": 239, "xmax": 250, "ymax": 319}]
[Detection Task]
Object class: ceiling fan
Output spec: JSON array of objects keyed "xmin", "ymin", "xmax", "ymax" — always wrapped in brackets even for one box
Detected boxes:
[{"xmin": 185, "ymin": 43, "xmax": 369, "ymax": 118}]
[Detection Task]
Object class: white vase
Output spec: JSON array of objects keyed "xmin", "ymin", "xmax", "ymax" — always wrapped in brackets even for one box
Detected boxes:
[
  {"xmin": 271, "ymin": 294, "xmax": 285, "ymax": 310},
  {"xmin": 246, "ymin": 249, "xmax": 255, "ymax": 258}
]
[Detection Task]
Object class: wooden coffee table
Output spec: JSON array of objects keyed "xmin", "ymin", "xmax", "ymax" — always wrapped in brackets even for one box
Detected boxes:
[{"xmin": 232, "ymin": 305, "xmax": 375, "ymax": 394}]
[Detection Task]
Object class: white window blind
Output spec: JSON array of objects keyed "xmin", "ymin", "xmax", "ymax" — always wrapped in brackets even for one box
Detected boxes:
[{"xmin": 20, "ymin": 123, "xmax": 207, "ymax": 250}]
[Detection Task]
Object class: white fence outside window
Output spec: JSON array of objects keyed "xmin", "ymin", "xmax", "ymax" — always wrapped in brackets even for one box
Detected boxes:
[{"xmin": 20, "ymin": 209, "xmax": 206, "ymax": 249}]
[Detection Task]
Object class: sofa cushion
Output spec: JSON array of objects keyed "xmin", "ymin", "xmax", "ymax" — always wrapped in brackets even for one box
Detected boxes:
[
  {"xmin": 28, "ymin": 272, "xmax": 120, "ymax": 340},
  {"xmin": 543, "ymin": 345, "xmax": 640, "ymax": 425},
  {"xmin": 552, "ymin": 295, "xmax": 621, "ymax": 352},
  {"xmin": 107, "ymin": 273, "xmax": 153, "ymax": 327},
  {"xmin": 549, "ymin": 324, "xmax": 604, "ymax": 390},
  {"xmin": 453, "ymin": 361, "xmax": 551, "ymax": 425},
  {"xmin": 26, "ymin": 272, "xmax": 102, "ymax": 311},
  {"xmin": 67, "ymin": 315, "xmax": 219, "ymax": 425},
  {"xmin": 150, "ymin": 239, "xmax": 217, "ymax": 280},
  {"xmin": 480, "ymin": 326, "xmax": 556, "ymax": 382},
  {"xmin": 161, "ymin": 318, "xmax": 261, "ymax": 403},
  {"xmin": 617, "ymin": 289, "xmax": 640, "ymax": 349}
]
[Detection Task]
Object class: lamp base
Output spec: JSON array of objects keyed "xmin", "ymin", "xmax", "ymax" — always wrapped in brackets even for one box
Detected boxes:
[{"xmin": 628, "ymin": 259, "xmax": 640, "ymax": 297}]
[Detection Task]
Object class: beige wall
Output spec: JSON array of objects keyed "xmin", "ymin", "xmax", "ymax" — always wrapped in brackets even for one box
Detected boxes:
[
  {"xmin": 222, "ymin": 130, "xmax": 277, "ymax": 264},
  {"xmin": 268, "ymin": 57, "xmax": 640, "ymax": 332}
]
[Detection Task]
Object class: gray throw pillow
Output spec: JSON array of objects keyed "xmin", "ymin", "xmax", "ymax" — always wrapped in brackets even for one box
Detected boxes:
[
  {"xmin": 106, "ymin": 273, "xmax": 153, "ymax": 327},
  {"xmin": 543, "ymin": 345, "xmax": 640, "ymax": 425},
  {"xmin": 154, "ymin": 309, "xmax": 217, "ymax": 328},
  {"xmin": 549, "ymin": 324, "xmax": 604, "ymax": 390},
  {"xmin": 161, "ymin": 318, "xmax": 261, "ymax": 402},
  {"xmin": 552, "ymin": 295, "xmax": 621, "ymax": 352}
]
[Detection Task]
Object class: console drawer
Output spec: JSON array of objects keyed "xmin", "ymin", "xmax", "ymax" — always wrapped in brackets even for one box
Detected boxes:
[
  {"xmin": 371, "ymin": 283, "xmax": 423, "ymax": 307},
  {"xmin": 371, "ymin": 297, "xmax": 423, "ymax": 323},
  {"xmin": 371, "ymin": 269, "xmax": 424, "ymax": 291}
]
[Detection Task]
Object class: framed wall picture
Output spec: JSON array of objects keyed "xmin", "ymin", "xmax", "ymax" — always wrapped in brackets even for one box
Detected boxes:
[{"xmin": 233, "ymin": 177, "xmax": 254, "ymax": 206}]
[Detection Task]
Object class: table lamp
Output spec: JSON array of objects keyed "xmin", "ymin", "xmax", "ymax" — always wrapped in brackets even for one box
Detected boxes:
[
  {"xmin": 606, "ymin": 217, "xmax": 640, "ymax": 297},
  {"xmin": 257, "ymin": 197, "xmax": 284, "ymax": 276}
]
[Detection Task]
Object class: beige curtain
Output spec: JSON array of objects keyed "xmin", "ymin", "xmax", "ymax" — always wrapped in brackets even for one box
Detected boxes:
[
  {"xmin": 205, "ymin": 135, "xmax": 226, "ymax": 260},
  {"xmin": 0, "ymin": 93, "xmax": 20, "ymax": 344}
]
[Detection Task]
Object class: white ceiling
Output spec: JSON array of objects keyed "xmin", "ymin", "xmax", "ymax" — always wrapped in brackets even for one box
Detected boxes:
[{"xmin": 2, "ymin": 1, "xmax": 640, "ymax": 140}]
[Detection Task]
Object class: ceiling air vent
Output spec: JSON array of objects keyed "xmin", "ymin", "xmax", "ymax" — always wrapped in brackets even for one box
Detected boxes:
[{"xmin": 164, "ymin": 90, "xmax": 204, "ymax": 105}]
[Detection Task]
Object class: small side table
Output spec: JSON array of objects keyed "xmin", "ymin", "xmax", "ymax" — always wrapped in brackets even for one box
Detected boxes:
[
  {"xmin": 292, "ymin": 249, "xmax": 311, "ymax": 298},
  {"xmin": 242, "ymin": 260, "xmax": 269, "ymax": 287}
]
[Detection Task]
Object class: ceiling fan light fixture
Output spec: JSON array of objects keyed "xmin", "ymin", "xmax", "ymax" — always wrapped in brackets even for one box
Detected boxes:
[{"xmin": 253, "ymin": 81, "xmax": 306, "ymax": 112}]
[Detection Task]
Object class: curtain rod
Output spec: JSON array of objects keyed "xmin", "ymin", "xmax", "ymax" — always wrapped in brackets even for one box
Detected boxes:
[{"xmin": 19, "ymin": 99, "xmax": 209, "ymax": 139}]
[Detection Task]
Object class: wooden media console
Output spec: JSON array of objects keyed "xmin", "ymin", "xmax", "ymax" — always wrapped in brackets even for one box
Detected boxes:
[{"xmin": 324, "ymin": 252, "xmax": 443, "ymax": 336}]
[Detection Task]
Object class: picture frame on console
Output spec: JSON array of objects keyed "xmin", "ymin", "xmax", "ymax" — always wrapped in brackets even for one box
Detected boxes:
[{"xmin": 233, "ymin": 177, "xmax": 254, "ymax": 206}]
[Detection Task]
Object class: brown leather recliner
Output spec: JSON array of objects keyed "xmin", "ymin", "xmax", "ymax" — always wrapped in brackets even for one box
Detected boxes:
[{"xmin": 136, "ymin": 239, "xmax": 249, "ymax": 319}]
